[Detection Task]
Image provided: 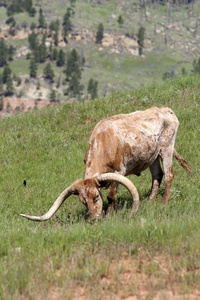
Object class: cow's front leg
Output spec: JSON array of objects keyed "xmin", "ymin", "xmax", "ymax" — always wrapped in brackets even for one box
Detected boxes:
[
  {"xmin": 105, "ymin": 182, "xmax": 119, "ymax": 217},
  {"xmin": 161, "ymin": 149, "xmax": 174, "ymax": 204},
  {"xmin": 149, "ymin": 157, "xmax": 163, "ymax": 202}
]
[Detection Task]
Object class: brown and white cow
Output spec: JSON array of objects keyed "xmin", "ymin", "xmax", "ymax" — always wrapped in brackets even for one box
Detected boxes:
[{"xmin": 20, "ymin": 106, "xmax": 192, "ymax": 222}]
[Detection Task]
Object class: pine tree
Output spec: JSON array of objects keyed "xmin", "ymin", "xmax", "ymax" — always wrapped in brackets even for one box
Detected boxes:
[
  {"xmin": 52, "ymin": 48, "xmax": 58, "ymax": 61},
  {"xmin": 117, "ymin": 15, "xmax": 124, "ymax": 26},
  {"xmin": 8, "ymin": 45, "xmax": 15, "ymax": 61},
  {"xmin": 49, "ymin": 89, "xmax": 57, "ymax": 102},
  {"xmin": 49, "ymin": 45, "xmax": 57, "ymax": 61},
  {"xmin": 70, "ymin": 0, "xmax": 76, "ymax": 6},
  {"xmin": 56, "ymin": 49, "xmax": 65, "ymax": 67},
  {"xmin": 192, "ymin": 58, "xmax": 200, "ymax": 74},
  {"xmin": 38, "ymin": 8, "xmax": 45, "ymax": 28},
  {"xmin": 49, "ymin": 20, "xmax": 59, "ymax": 33},
  {"xmin": 43, "ymin": 63, "xmax": 55, "ymax": 82},
  {"xmin": 62, "ymin": 8, "xmax": 72, "ymax": 42},
  {"xmin": 87, "ymin": 78, "xmax": 98, "ymax": 100},
  {"xmin": 64, "ymin": 49, "xmax": 83, "ymax": 97},
  {"xmin": 29, "ymin": 58, "xmax": 37, "ymax": 78},
  {"xmin": 0, "ymin": 81, "xmax": 4, "ymax": 100},
  {"xmin": 28, "ymin": 32, "xmax": 38, "ymax": 50},
  {"xmin": 67, "ymin": 68, "xmax": 83, "ymax": 97},
  {"xmin": 5, "ymin": 76, "xmax": 14, "ymax": 96},
  {"xmin": 33, "ymin": 34, "xmax": 46, "ymax": 63},
  {"xmin": 3, "ymin": 66, "xmax": 12, "ymax": 84},
  {"xmin": 0, "ymin": 38, "xmax": 8, "ymax": 67},
  {"xmin": 30, "ymin": 22, "xmax": 36, "ymax": 31},
  {"xmin": 38, "ymin": 42, "xmax": 47, "ymax": 63},
  {"xmin": 96, "ymin": 23, "xmax": 104, "ymax": 44},
  {"xmin": 24, "ymin": 0, "xmax": 32, "ymax": 13},
  {"xmin": 0, "ymin": 97, "xmax": 3, "ymax": 111},
  {"xmin": 29, "ymin": 6, "xmax": 36, "ymax": 17},
  {"xmin": 65, "ymin": 48, "xmax": 79, "ymax": 80},
  {"xmin": 137, "ymin": 26, "xmax": 145, "ymax": 56},
  {"xmin": 7, "ymin": 2, "xmax": 22, "ymax": 16}
]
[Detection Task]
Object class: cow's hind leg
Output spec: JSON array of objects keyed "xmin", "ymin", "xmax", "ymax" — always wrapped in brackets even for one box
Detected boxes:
[
  {"xmin": 149, "ymin": 157, "xmax": 163, "ymax": 202},
  {"xmin": 161, "ymin": 148, "xmax": 174, "ymax": 204},
  {"xmin": 105, "ymin": 182, "xmax": 119, "ymax": 217}
]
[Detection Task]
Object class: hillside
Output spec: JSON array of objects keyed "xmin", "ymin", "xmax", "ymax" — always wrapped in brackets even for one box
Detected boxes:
[
  {"xmin": 0, "ymin": 0, "xmax": 200, "ymax": 116},
  {"xmin": 0, "ymin": 74, "xmax": 200, "ymax": 299}
]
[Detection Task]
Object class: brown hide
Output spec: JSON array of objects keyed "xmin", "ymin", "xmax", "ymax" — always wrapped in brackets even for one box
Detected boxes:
[
  {"xmin": 84, "ymin": 107, "xmax": 179, "ymax": 179},
  {"xmin": 83, "ymin": 106, "xmax": 191, "ymax": 214}
]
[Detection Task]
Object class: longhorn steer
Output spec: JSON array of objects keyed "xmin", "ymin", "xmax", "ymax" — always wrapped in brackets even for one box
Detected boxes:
[{"xmin": 20, "ymin": 106, "xmax": 192, "ymax": 222}]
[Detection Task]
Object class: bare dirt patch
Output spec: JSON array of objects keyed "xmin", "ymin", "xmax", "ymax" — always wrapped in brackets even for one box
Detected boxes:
[{"xmin": 46, "ymin": 252, "xmax": 200, "ymax": 300}]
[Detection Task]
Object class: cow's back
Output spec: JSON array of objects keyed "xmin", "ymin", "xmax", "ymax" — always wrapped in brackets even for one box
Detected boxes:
[{"xmin": 84, "ymin": 107, "xmax": 179, "ymax": 178}]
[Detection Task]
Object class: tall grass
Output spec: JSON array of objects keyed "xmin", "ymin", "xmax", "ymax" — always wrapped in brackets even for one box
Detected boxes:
[{"xmin": 0, "ymin": 74, "xmax": 200, "ymax": 298}]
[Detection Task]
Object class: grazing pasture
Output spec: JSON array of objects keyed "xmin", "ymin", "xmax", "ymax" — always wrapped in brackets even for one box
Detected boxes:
[{"xmin": 0, "ymin": 74, "xmax": 200, "ymax": 299}]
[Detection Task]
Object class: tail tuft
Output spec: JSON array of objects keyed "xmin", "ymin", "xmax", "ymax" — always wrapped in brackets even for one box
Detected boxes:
[{"xmin": 173, "ymin": 149, "xmax": 193, "ymax": 176}]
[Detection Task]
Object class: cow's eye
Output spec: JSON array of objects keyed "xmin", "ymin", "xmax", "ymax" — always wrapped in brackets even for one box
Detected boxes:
[{"xmin": 94, "ymin": 194, "xmax": 99, "ymax": 203}]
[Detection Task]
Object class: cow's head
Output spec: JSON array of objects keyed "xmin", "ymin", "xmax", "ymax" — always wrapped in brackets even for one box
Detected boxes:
[
  {"xmin": 73, "ymin": 178, "xmax": 103, "ymax": 220},
  {"xmin": 20, "ymin": 173, "xmax": 139, "ymax": 222}
]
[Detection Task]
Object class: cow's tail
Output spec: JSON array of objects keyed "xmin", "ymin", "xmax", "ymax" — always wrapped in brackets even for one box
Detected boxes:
[{"xmin": 173, "ymin": 149, "xmax": 193, "ymax": 176}]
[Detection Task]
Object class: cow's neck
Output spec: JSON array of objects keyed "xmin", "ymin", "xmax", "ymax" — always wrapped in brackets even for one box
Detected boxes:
[{"xmin": 84, "ymin": 160, "xmax": 106, "ymax": 179}]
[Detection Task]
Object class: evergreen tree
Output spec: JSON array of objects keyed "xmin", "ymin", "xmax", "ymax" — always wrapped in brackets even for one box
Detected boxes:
[
  {"xmin": 24, "ymin": 0, "xmax": 36, "ymax": 16},
  {"xmin": 0, "ymin": 97, "xmax": 3, "ymax": 111},
  {"xmin": 62, "ymin": 8, "xmax": 72, "ymax": 42},
  {"xmin": 182, "ymin": 67, "xmax": 186, "ymax": 75},
  {"xmin": 65, "ymin": 48, "xmax": 79, "ymax": 80},
  {"xmin": 30, "ymin": 22, "xmax": 36, "ymax": 31},
  {"xmin": 52, "ymin": 47, "xmax": 57, "ymax": 61},
  {"xmin": 5, "ymin": 76, "xmax": 14, "ymax": 96},
  {"xmin": 70, "ymin": 0, "xmax": 76, "ymax": 6},
  {"xmin": 0, "ymin": 81, "xmax": 4, "ymax": 100},
  {"xmin": 0, "ymin": 38, "xmax": 8, "ymax": 67},
  {"xmin": 29, "ymin": 58, "xmax": 37, "ymax": 78},
  {"xmin": 96, "ymin": 23, "xmax": 104, "ymax": 44},
  {"xmin": 49, "ymin": 19, "xmax": 59, "ymax": 33},
  {"xmin": 87, "ymin": 78, "xmax": 98, "ymax": 100},
  {"xmin": 67, "ymin": 68, "xmax": 83, "ymax": 97},
  {"xmin": 53, "ymin": 29, "xmax": 59, "ymax": 46},
  {"xmin": 29, "ymin": 6, "xmax": 36, "ymax": 17},
  {"xmin": 7, "ymin": 2, "xmax": 22, "ymax": 16},
  {"xmin": 6, "ymin": 16, "xmax": 16, "ymax": 27},
  {"xmin": 3, "ymin": 66, "xmax": 12, "ymax": 84},
  {"xmin": 28, "ymin": 32, "xmax": 38, "ymax": 50},
  {"xmin": 33, "ymin": 35, "xmax": 47, "ymax": 63},
  {"xmin": 56, "ymin": 49, "xmax": 65, "ymax": 67},
  {"xmin": 162, "ymin": 70, "xmax": 175, "ymax": 81},
  {"xmin": 64, "ymin": 49, "xmax": 83, "ymax": 97},
  {"xmin": 24, "ymin": 0, "xmax": 32, "ymax": 13},
  {"xmin": 43, "ymin": 63, "xmax": 55, "ymax": 82},
  {"xmin": 137, "ymin": 26, "xmax": 145, "ymax": 56},
  {"xmin": 22, "ymin": 21, "xmax": 27, "ymax": 31},
  {"xmin": 8, "ymin": 45, "xmax": 15, "ymax": 61},
  {"xmin": 117, "ymin": 15, "xmax": 124, "ymax": 26},
  {"xmin": 38, "ymin": 8, "xmax": 45, "ymax": 28},
  {"xmin": 192, "ymin": 58, "xmax": 200, "ymax": 73},
  {"xmin": 38, "ymin": 35, "xmax": 47, "ymax": 62},
  {"xmin": 49, "ymin": 89, "xmax": 57, "ymax": 102}
]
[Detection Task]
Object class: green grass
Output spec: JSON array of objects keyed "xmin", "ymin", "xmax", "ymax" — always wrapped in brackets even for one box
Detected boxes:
[{"xmin": 0, "ymin": 74, "xmax": 200, "ymax": 298}]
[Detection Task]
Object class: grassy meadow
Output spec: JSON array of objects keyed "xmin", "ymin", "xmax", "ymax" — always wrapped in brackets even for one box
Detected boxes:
[{"xmin": 0, "ymin": 74, "xmax": 200, "ymax": 299}]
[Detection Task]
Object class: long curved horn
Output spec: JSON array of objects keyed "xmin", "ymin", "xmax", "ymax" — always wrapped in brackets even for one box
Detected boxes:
[
  {"xmin": 96, "ymin": 173, "xmax": 139, "ymax": 217},
  {"xmin": 20, "ymin": 185, "xmax": 75, "ymax": 221}
]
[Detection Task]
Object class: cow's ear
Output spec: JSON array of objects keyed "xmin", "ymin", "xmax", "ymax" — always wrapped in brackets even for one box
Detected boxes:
[
  {"xmin": 94, "ymin": 177, "xmax": 101, "ymax": 188},
  {"xmin": 72, "ymin": 179, "xmax": 83, "ymax": 195}
]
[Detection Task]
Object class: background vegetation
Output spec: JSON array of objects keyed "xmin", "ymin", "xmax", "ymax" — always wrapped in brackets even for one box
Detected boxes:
[
  {"xmin": 0, "ymin": 0, "xmax": 200, "ymax": 108},
  {"xmin": 0, "ymin": 74, "xmax": 200, "ymax": 299}
]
